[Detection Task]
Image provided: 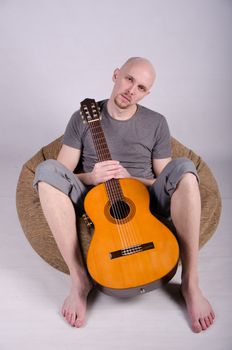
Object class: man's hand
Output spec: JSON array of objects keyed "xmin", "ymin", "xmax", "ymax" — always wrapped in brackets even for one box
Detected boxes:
[
  {"xmin": 90, "ymin": 160, "xmax": 131, "ymax": 185},
  {"xmin": 76, "ymin": 160, "xmax": 131, "ymax": 186}
]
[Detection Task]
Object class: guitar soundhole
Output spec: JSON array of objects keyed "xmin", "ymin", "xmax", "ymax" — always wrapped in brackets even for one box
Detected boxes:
[{"xmin": 109, "ymin": 200, "xmax": 130, "ymax": 220}]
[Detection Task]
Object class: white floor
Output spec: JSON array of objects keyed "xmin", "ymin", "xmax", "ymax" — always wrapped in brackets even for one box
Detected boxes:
[{"xmin": 1, "ymin": 158, "xmax": 231, "ymax": 350}]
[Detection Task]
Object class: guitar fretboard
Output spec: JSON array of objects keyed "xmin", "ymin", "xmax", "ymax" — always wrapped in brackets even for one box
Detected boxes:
[{"xmin": 88, "ymin": 119, "xmax": 124, "ymax": 204}]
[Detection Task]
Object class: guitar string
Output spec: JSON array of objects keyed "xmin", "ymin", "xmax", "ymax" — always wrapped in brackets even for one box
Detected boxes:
[
  {"xmin": 89, "ymin": 120, "xmax": 134, "ymax": 250},
  {"xmin": 106, "ymin": 177, "xmax": 140, "ymax": 249},
  {"xmin": 89, "ymin": 121, "xmax": 129, "ymax": 249},
  {"xmin": 110, "ymin": 177, "xmax": 144, "ymax": 249},
  {"xmin": 90, "ymin": 120, "xmax": 134, "ymax": 250},
  {"xmin": 91, "ymin": 115, "xmax": 143, "ymax": 251}
]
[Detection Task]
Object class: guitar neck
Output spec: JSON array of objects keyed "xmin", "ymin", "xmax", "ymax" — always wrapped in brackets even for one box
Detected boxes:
[
  {"xmin": 88, "ymin": 119, "xmax": 123, "ymax": 203},
  {"xmin": 88, "ymin": 120, "xmax": 112, "ymax": 162},
  {"xmin": 80, "ymin": 97, "xmax": 124, "ymax": 204}
]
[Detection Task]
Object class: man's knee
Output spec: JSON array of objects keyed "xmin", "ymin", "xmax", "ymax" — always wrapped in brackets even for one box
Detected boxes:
[
  {"xmin": 35, "ymin": 159, "xmax": 62, "ymax": 178},
  {"xmin": 170, "ymin": 157, "xmax": 199, "ymax": 184},
  {"xmin": 33, "ymin": 159, "xmax": 77, "ymax": 197},
  {"xmin": 33, "ymin": 159, "xmax": 62, "ymax": 191},
  {"xmin": 180, "ymin": 172, "xmax": 199, "ymax": 185}
]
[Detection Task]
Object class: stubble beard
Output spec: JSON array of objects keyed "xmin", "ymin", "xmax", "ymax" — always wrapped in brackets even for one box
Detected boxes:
[{"xmin": 114, "ymin": 94, "xmax": 131, "ymax": 110}]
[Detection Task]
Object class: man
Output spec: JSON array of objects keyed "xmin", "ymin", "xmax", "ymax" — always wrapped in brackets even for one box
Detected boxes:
[{"xmin": 33, "ymin": 57, "xmax": 215, "ymax": 332}]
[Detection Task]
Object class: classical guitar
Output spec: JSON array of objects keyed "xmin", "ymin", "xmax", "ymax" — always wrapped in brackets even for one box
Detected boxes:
[{"xmin": 80, "ymin": 98, "xmax": 179, "ymax": 298}]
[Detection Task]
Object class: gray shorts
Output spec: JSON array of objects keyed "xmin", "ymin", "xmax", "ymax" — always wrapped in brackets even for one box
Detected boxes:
[{"xmin": 33, "ymin": 157, "xmax": 199, "ymax": 220}]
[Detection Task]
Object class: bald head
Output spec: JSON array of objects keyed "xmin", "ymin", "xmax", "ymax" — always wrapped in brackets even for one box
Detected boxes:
[{"xmin": 120, "ymin": 57, "xmax": 156, "ymax": 90}]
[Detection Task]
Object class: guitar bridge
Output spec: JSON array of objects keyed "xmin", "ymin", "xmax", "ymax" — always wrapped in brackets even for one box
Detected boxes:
[{"xmin": 109, "ymin": 242, "xmax": 155, "ymax": 259}]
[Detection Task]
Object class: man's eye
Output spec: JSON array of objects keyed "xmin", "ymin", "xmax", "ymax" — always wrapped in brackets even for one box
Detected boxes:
[
  {"xmin": 127, "ymin": 77, "xmax": 133, "ymax": 81},
  {"xmin": 139, "ymin": 86, "xmax": 145, "ymax": 91}
]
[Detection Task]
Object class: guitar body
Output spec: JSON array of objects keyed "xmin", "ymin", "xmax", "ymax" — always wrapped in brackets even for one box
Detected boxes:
[{"xmin": 85, "ymin": 178, "xmax": 179, "ymax": 297}]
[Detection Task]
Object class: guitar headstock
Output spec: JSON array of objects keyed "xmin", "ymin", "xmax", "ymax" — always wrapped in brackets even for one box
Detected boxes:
[{"xmin": 80, "ymin": 98, "xmax": 101, "ymax": 124}]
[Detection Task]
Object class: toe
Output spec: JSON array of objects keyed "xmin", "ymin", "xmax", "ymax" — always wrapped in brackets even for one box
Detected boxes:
[
  {"xmin": 205, "ymin": 317, "xmax": 211, "ymax": 328},
  {"xmin": 65, "ymin": 310, "xmax": 70, "ymax": 323},
  {"xmin": 208, "ymin": 314, "xmax": 214, "ymax": 324},
  {"xmin": 199, "ymin": 317, "xmax": 207, "ymax": 331},
  {"xmin": 68, "ymin": 312, "xmax": 74, "ymax": 325},
  {"xmin": 192, "ymin": 320, "xmax": 202, "ymax": 333},
  {"xmin": 211, "ymin": 310, "xmax": 216, "ymax": 319},
  {"xmin": 75, "ymin": 317, "xmax": 84, "ymax": 328},
  {"xmin": 70, "ymin": 313, "xmax": 77, "ymax": 327}
]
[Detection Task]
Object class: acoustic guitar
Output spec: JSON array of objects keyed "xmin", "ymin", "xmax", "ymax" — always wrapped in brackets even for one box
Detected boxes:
[{"xmin": 80, "ymin": 98, "xmax": 179, "ymax": 298}]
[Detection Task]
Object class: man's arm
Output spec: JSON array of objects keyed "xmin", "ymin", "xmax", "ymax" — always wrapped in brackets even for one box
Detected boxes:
[
  {"xmin": 129, "ymin": 158, "xmax": 172, "ymax": 187},
  {"xmin": 57, "ymin": 144, "xmax": 81, "ymax": 172},
  {"xmin": 130, "ymin": 177, "xmax": 156, "ymax": 187},
  {"xmin": 152, "ymin": 157, "xmax": 172, "ymax": 177}
]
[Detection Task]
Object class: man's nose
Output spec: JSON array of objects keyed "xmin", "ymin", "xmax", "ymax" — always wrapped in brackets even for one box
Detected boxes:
[{"xmin": 127, "ymin": 85, "xmax": 136, "ymax": 95}]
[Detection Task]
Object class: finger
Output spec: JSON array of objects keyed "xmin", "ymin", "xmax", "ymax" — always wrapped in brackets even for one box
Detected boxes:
[
  {"xmin": 96, "ymin": 160, "xmax": 120, "ymax": 167},
  {"xmin": 94, "ymin": 165, "xmax": 121, "ymax": 173},
  {"xmin": 115, "ymin": 168, "xmax": 130, "ymax": 178},
  {"xmin": 102, "ymin": 174, "xmax": 117, "ymax": 182},
  {"xmin": 114, "ymin": 174, "xmax": 124, "ymax": 179},
  {"xmin": 95, "ymin": 167, "xmax": 121, "ymax": 176},
  {"xmin": 105, "ymin": 167, "xmax": 122, "ymax": 173}
]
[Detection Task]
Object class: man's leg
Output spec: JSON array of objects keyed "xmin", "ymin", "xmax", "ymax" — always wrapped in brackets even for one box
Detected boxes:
[
  {"xmin": 150, "ymin": 158, "xmax": 215, "ymax": 333},
  {"xmin": 33, "ymin": 160, "xmax": 92, "ymax": 328},
  {"xmin": 170, "ymin": 173, "xmax": 215, "ymax": 332}
]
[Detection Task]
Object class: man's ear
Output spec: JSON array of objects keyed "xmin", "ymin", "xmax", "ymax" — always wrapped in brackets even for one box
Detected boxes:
[{"xmin": 112, "ymin": 68, "xmax": 120, "ymax": 82}]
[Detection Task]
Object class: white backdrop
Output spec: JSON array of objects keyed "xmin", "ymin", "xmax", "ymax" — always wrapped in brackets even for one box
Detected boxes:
[
  {"xmin": 1, "ymin": 3, "xmax": 232, "ymax": 347},
  {"xmin": 0, "ymin": 0, "xmax": 231, "ymax": 164}
]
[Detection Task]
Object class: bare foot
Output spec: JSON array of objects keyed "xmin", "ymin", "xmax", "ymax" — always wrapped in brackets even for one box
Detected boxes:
[
  {"xmin": 61, "ymin": 271, "xmax": 92, "ymax": 328},
  {"xmin": 181, "ymin": 282, "xmax": 215, "ymax": 333}
]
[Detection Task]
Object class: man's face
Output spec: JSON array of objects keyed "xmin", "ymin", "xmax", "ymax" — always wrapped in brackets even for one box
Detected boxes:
[{"xmin": 111, "ymin": 61, "xmax": 155, "ymax": 109}]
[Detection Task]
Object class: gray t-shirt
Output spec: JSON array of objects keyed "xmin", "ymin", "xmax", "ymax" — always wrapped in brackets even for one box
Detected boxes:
[{"xmin": 62, "ymin": 100, "xmax": 171, "ymax": 179}]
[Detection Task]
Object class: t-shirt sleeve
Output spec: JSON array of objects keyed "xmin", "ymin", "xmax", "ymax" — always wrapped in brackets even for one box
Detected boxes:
[
  {"xmin": 62, "ymin": 111, "xmax": 82, "ymax": 149},
  {"xmin": 152, "ymin": 116, "xmax": 172, "ymax": 159}
]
